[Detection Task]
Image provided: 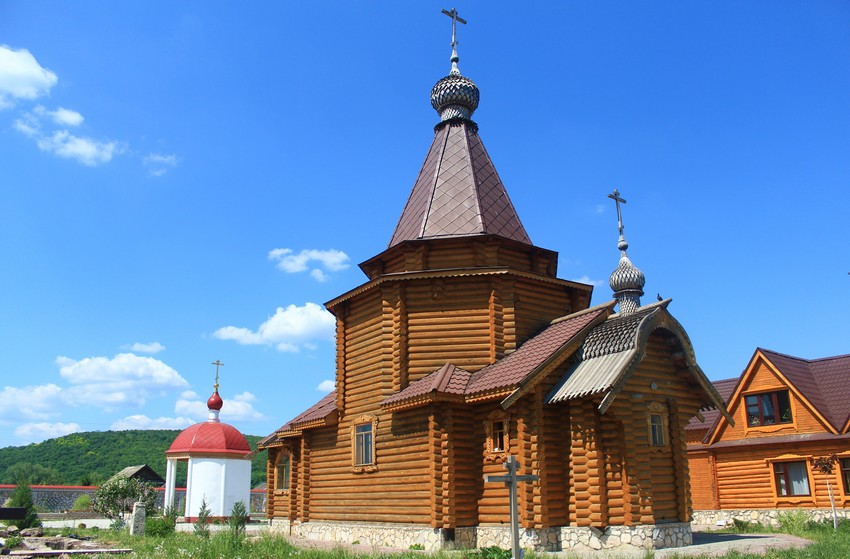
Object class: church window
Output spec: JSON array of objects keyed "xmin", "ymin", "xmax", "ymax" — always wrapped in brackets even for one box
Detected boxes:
[
  {"xmin": 275, "ymin": 454, "xmax": 290, "ymax": 491},
  {"xmin": 646, "ymin": 401, "xmax": 668, "ymax": 447},
  {"xmin": 745, "ymin": 390, "xmax": 792, "ymax": 426},
  {"xmin": 773, "ymin": 461, "xmax": 810, "ymax": 496},
  {"xmin": 485, "ymin": 411, "xmax": 509, "ymax": 457},
  {"xmin": 351, "ymin": 415, "xmax": 377, "ymax": 471}
]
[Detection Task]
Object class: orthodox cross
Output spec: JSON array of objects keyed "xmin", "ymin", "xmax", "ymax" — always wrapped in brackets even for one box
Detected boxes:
[
  {"xmin": 485, "ymin": 455, "xmax": 539, "ymax": 559},
  {"xmin": 441, "ymin": 8, "xmax": 467, "ymax": 50},
  {"xmin": 608, "ymin": 189, "xmax": 627, "ymax": 237},
  {"xmin": 211, "ymin": 359, "xmax": 224, "ymax": 389}
]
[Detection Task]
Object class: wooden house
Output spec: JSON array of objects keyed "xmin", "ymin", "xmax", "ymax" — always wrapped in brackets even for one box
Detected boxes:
[
  {"xmin": 259, "ymin": 30, "xmax": 728, "ymax": 552},
  {"xmin": 688, "ymin": 348, "xmax": 850, "ymax": 521}
]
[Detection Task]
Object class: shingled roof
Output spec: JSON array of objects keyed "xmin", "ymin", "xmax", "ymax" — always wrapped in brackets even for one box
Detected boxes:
[
  {"xmin": 388, "ymin": 120, "xmax": 531, "ymax": 248},
  {"xmin": 759, "ymin": 349, "xmax": 850, "ymax": 432},
  {"xmin": 382, "ymin": 363, "xmax": 471, "ymax": 410}
]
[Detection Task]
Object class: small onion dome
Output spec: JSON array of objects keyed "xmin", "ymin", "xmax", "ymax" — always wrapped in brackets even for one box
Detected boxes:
[
  {"xmin": 609, "ymin": 237, "xmax": 645, "ymax": 316},
  {"xmin": 207, "ymin": 389, "xmax": 223, "ymax": 411},
  {"xmin": 431, "ymin": 73, "xmax": 479, "ymax": 121},
  {"xmin": 166, "ymin": 422, "xmax": 251, "ymax": 457}
]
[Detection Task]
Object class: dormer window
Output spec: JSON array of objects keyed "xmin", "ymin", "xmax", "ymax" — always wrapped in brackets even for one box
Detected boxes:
[{"xmin": 745, "ymin": 390, "xmax": 792, "ymax": 426}]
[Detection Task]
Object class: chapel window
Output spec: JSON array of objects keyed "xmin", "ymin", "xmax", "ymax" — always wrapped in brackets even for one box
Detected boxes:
[
  {"xmin": 745, "ymin": 390, "xmax": 792, "ymax": 426},
  {"xmin": 485, "ymin": 412, "xmax": 509, "ymax": 457},
  {"xmin": 352, "ymin": 416, "xmax": 376, "ymax": 472},
  {"xmin": 491, "ymin": 420, "xmax": 507, "ymax": 452},
  {"xmin": 773, "ymin": 461, "xmax": 810, "ymax": 496},
  {"xmin": 646, "ymin": 401, "xmax": 668, "ymax": 447},
  {"xmin": 275, "ymin": 455, "xmax": 290, "ymax": 491}
]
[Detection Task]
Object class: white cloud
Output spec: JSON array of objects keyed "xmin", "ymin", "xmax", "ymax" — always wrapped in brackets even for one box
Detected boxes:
[
  {"xmin": 143, "ymin": 153, "xmax": 178, "ymax": 177},
  {"xmin": 110, "ymin": 414, "xmax": 195, "ymax": 431},
  {"xmin": 268, "ymin": 248, "xmax": 350, "ymax": 281},
  {"xmin": 571, "ymin": 275, "xmax": 606, "ymax": 287},
  {"xmin": 34, "ymin": 104, "xmax": 83, "ymax": 126},
  {"xmin": 14, "ymin": 422, "xmax": 80, "ymax": 441},
  {"xmin": 56, "ymin": 353, "xmax": 188, "ymax": 408},
  {"xmin": 123, "ymin": 342, "xmax": 165, "ymax": 354},
  {"xmin": 214, "ymin": 302, "xmax": 335, "ymax": 352},
  {"xmin": 594, "ymin": 204, "xmax": 606, "ymax": 214},
  {"xmin": 0, "ymin": 384, "xmax": 65, "ymax": 421},
  {"xmin": 36, "ymin": 130, "xmax": 119, "ymax": 166},
  {"xmin": 13, "ymin": 117, "xmax": 37, "ymax": 137},
  {"xmin": 317, "ymin": 379, "xmax": 335, "ymax": 392},
  {"xmin": 175, "ymin": 390, "xmax": 264, "ymax": 421},
  {"xmin": 0, "ymin": 45, "xmax": 57, "ymax": 108}
]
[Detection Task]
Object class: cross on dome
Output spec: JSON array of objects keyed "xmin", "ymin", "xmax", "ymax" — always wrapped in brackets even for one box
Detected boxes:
[{"xmin": 607, "ymin": 189, "xmax": 645, "ymax": 315}]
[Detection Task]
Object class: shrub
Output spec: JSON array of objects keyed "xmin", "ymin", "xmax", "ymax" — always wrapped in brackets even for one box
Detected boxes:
[
  {"xmin": 93, "ymin": 477, "xmax": 156, "ymax": 521},
  {"xmin": 145, "ymin": 515, "xmax": 176, "ymax": 538},
  {"xmin": 4, "ymin": 535, "xmax": 22, "ymax": 549},
  {"xmin": 71, "ymin": 494, "xmax": 92, "ymax": 511},
  {"xmin": 194, "ymin": 497, "xmax": 211, "ymax": 539},
  {"xmin": 7, "ymin": 478, "xmax": 41, "ymax": 529},
  {"xmin": 228, "ymin": 500, "xmax": 248, "ymax": 538},
  {"xmin": 777, "ymin": 510, "xmax": 809, "ymax": 534}
]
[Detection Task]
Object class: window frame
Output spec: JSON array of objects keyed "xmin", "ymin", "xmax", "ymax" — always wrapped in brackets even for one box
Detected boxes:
[
  {"xmin": 275, "ymin": 452, "xmax": 291, "ymax": 492},
  {"xmin": 773, "ymin": 460, "xmax": 811, "ymax": 497},
  {"xmin": 744, "ymin": 390, "xmax": 793, "ymax": 427},
  {"xmin": 484, "ymin": 411, "xmax": 510, "ymax": 461},
  {"xmin": 840, "ymin": 457, "xmax": 850, "ymax": 495},
  {"xmin": 646, "ymin": 401, "xmax": 669, "ymax": 448},
  {"xmin": 351, "ymin": 415, "xmax": 378, "ymax": 473}
]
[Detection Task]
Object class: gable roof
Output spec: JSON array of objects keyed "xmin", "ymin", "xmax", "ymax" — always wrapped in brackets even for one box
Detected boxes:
[
  {"xmin": 547, "ymin": 300, "xmax": 731, "ymax": 422},
  {"xmin": 389, "ymin": 120, "xmax": 530, "ymax": 248},
  {"xmin": 382, "ymin": 363, "xmax": 472, "ymax": 410},
  {"xmin": 107, "ymin": 464, "xmax": 165, "ymax": 486}
]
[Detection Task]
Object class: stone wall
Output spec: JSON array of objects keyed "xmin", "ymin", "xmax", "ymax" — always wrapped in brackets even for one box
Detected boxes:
[
  {"xmin": 0, "ymin": 485, "xmax": 265, "ymax": 514},
  {"xmin": 693, "ymin": 508, "xmax": 850, "ymax": 527},
  {"xmin": 268, "ymin": 520, "xmax": 692, "ymax": 552}
]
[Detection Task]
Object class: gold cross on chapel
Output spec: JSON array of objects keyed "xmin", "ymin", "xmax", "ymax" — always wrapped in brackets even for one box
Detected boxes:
[{"xmin": 211, "ymin": 359, "xmax": 224, "ymax": 389}]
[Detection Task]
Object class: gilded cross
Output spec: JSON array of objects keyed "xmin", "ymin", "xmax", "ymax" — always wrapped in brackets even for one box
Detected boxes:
[
  {"xmin": 608, "ymin": 189, "xmax": 627, "ymax": 236},
  {"xmin": 441, "ymin": 8, "xmax": 467, "ymax": 51},
  {"xmin": 211, "ymin": 359, "xmax": 224, "ymax": 388}
]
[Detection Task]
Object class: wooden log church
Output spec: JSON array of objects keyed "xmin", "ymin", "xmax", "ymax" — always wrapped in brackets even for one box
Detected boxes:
[{"xmin": 259, "ymin": 11, "xmax": 730, "ymax": 552}]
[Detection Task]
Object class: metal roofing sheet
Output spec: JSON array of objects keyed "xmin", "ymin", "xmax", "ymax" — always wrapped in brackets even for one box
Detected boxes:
[{"xmin": 546, "ymin": 349, "xmax": 638, "ymax": 404}]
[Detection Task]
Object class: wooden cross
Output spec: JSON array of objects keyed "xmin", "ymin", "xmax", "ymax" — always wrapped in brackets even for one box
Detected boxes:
[
  {"xmin": 485, "ymin": 455, "xmax": 539, "ymax": 559},
  {"xmin": 608, "ymin": 189, "xmax": 627, "ymax": 235},
  {"xmin": 441, "ymin": 8, "xmax": 467, "ymax": 51},
  {"xmin": 211, "ymin": 359, "xmax": 224, "ymax": 388}
]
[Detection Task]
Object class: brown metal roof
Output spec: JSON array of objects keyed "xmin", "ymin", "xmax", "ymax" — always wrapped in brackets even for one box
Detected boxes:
[
  {"xmin": 382, "ymin": 363, "xmax": 471, "ymax": 408},
  {"xmin": 465, "ymin": 305, "xmax": 610, "ymax": 397},
  {"xmin": 760, "ymin": 348, "xmax": 850, "ymax": 432},
  {"xmin": 389, "ymin": 120, "xmax": 531, "ymax": 248}
]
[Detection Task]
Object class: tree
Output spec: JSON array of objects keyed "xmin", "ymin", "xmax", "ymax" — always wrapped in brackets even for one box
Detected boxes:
[
  {"xmin": 7, "ymin": 478, "xmax": 41, "ymax": 529},
  {"xmin": 194, "ymin": 497, "xmax": 211, "ymax": 539},
  {"xmin": 812, "ymin": 454, "xmax": 839, "ymax": 530},
  {"xmin": 92, "ymin": 476, "xmax": 156, "ymax": 521},
  {"xmin": 3, "ymin": 462, "xmax": 61, "ymax": 485}
]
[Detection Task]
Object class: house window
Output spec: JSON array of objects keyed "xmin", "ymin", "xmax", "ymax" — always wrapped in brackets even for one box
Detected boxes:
[
  {"xmin": 841, "ymin": 458, "xmax": 850, "ymax": 494},
  {"xmin": 649, "ymin": 414, "xmax": 666, "ymax": 446},
  {"xmin": 485, "ymin": 411, "xmax": 509, "ymax": 457},
  {"xmin": 745, "ymin": 390, "xmax": 792, "ymax": 426},
  {"xmin": 275, "ymin": 455, "xmax": 290, "ymax": 491},
  {"xmin": 774, "ymin": 461, "xmax": 810, "ymax": 496}
]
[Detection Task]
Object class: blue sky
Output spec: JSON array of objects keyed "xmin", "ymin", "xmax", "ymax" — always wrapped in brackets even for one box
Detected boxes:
[{"xmin": 0, "ymin": 2, "xmax": 848, "ymax": 450}]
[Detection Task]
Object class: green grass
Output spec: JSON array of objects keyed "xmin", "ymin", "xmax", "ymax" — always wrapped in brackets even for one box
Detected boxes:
[{"xmin": 29, "ymin": 516, "xmax": 850, "ymax": 559}]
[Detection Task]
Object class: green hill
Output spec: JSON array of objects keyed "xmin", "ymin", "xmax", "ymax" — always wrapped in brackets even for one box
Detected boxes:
[{"xmin": 0, "ymin": 430, "xmax": 268, "ymax": 488}]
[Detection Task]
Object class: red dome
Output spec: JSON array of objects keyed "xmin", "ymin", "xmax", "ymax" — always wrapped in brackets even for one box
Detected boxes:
[
  {"xmin": 166, "ymin": 421, "xmax": 251, "ymax": 456},
  {"xmin": 207, "ymin": 390, "xmax": 223, "ymax": 410}
]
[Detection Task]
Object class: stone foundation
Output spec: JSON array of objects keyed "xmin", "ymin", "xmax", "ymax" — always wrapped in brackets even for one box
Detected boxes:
[
  {"xmin": 269, "ymin": 519, "xmax": 692, "ymax": 552},
  {"xmin": 693, "ymin": 508, "xmax": 850, "ymax": 528}
]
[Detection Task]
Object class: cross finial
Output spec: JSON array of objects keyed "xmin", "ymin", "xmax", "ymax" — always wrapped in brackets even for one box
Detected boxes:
[
  {"xmin": 441, "ymin": 8, "xmax": 467, "ymax": 75},
  {"xmin": 607, "ymin": 189, "xmax": 629, "ymax": 253},
  {"xmin": 211, "ymin": 360, "xmax": 224, "ymax": 390}
]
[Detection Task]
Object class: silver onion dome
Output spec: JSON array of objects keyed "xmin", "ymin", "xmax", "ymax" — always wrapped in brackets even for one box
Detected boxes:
[
  {"xmin": 431, "ymin": 73, "xmax": 479, "ymax": 121},
  {"xmin": 609, "ymin": 237, "xmax": 645, "ymax": 316}
]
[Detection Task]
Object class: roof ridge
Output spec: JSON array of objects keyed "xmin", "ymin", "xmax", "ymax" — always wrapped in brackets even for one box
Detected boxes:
[{"xmin": 550, "ymin": 300, "xmax": 616, "ymax": 325}]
